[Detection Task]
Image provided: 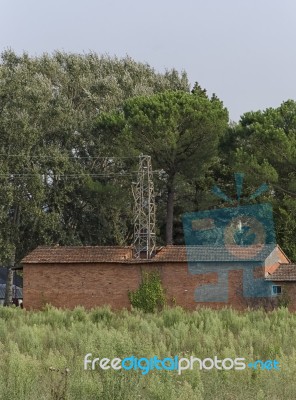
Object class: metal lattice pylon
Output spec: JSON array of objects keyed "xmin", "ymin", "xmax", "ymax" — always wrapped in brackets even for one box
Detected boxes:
[{"xmin": 132, "ymin": 155, "xmax": 156, "ymax": 259}]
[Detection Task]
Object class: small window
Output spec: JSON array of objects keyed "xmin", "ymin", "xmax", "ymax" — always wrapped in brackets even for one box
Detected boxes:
[{"xmin": 272, "ymin": 285, "xmax": 282, "ymax": 295}]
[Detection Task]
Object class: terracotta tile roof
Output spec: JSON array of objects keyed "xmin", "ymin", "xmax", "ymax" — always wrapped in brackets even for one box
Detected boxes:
[
  {"xmin": 153, "ymin": 246, "xmax": 187, "ymax": 262},
  {"xmin": 21, "ymin": 246, "xmax": 133, "ymax": 264},
  {"xmin": 266, "ymin": 264, "xmax": 296, "ymax": 281},
  {"xmin": 21, "ymin": 244, "xmax": 279, "ymax": 265},
  {"xmin": 154, "ymin": 244, "xmax": 277, "ymax": 262}
]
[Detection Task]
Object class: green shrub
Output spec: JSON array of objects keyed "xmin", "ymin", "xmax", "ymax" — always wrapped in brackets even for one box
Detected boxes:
[{"xmin": 128, "ymin": 271, "xmax": 166, "ymax": 313}]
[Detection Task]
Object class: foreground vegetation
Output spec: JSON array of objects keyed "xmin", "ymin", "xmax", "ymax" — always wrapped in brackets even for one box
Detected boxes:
[{"xmin": 0, "ymin": 306, "xmax": 295, "ymax": 399}]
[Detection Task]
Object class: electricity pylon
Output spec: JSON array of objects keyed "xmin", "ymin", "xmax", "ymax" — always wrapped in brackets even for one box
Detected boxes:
[{"xmin": 132, "ymin": 155, "xmax": 156, "ymax": 259}]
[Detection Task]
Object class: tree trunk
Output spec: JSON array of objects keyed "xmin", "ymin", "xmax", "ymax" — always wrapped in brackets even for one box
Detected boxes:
[
  {"xmin": 166, "ymin": 181, "xmax": 175, "ymax": 245},
  {"xmin": 4, "ymin": 262, "xmax": 14, "ymax": 307},
  {"xmin": 4, "ymin": 204, "xmax": 20, "ymax": 306}
]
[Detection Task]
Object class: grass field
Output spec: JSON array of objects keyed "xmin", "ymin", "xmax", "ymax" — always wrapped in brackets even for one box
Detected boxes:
[{"xmin": 0, "ymin": 305, "xmax": 295, "ymax": 400}]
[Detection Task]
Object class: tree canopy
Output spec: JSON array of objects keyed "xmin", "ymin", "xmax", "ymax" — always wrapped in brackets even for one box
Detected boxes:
[
  {"xmin": 116, "ymin": 89, "xmax": 229, "ymax": 243},
  {"xmin": 0, "ymin": 49, "xmax": 296, "ymax": 271},
  {"xmin": 0, "ymin": 50, "xmax": 190, "ymax": 264},
  {"xmin": 222, "ymin": 100, "xmax": 296, "ymax": 258}
]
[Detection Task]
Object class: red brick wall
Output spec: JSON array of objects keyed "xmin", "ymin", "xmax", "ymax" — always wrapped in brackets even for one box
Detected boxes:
[
  {"xmin": 23, "ymin": 263, "xmax": 142, "ymax": 310},
  {"xmin": 23, "ymin": 261, "xmax": 277, "ymax": 311},
  {"xmin": 273, "ymin": 282, "xmax": 296, "ymax": 311}
]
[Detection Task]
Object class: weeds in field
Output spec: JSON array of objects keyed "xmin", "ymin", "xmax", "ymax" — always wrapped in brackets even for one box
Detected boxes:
[
  {"xmin": 49, "ymin": 367, "xmax": 69, "ymax": 400},
  {"xmin": 0, "ymin": 306, "xmax": 295, "ymax": 399}
]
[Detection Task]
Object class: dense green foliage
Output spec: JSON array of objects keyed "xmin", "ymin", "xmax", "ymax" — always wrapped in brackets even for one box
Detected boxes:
[
  {"xmin": 222, "ymin": 100, "xmax": 296, "ymax": 259},
  {"xmin": 0, "ymin": 306, "xmax": 295, "ymax": 399},
  {"xmin": 0, "ymin": 50, "xmax": 189, "ymax": 264},
  {"xmin": 128, "ymin": 271, "xmax": 166, "ymax": 312},
  {"xmin": 1, "ymin": 49, "xmax": 296, "ymax": 265},
  {"xmin": 116, "ymin": 89, "xmax": 228, "ymax": 244}
]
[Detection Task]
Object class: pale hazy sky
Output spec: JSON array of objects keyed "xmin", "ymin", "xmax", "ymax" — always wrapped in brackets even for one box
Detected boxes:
[{"xmin": 1, "ymin": 0, "xmax": 296, "ymax": 122}]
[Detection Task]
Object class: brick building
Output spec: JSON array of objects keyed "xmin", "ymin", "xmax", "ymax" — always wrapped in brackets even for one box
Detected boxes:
[{"xmin": 19, "ymin": 244, "xmax": 296, "ymax": 311}]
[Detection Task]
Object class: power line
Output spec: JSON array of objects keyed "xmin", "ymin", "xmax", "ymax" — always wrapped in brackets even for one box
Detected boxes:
[
  {"xmin": 0, "ymin": 155, "xmax": 139, "ymax": 159},
  {"xmin": 0, "ymin": 171, "xmax": 163, "ymax": 177},
  {"xmin": 0, "ymin": 173, "xmax": 136, "ymax": 177}
]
